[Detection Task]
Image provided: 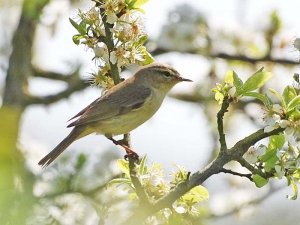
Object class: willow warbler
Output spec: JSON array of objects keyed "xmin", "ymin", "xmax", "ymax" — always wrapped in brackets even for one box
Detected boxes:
[{"xmin": 38, "ymin": 63, "xmax": 192, "ymax": 167}]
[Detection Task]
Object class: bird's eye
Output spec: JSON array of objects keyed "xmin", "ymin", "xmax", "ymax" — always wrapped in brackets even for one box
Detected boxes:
[{"xmin": 162, "ymin": 71, "xmax": 171, "ymax": 77}]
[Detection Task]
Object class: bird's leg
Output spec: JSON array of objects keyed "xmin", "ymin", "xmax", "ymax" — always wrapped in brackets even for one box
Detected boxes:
[{"xmin": 107, "ymin": 136, "xmax": 139, "ymax": 160}]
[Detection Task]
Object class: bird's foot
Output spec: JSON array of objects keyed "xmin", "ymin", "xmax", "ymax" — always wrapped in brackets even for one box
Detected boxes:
[
  {"xmin": 124, "ymin": 148, "xmax": 139, "ymax": 161},
  {"xmin": 108, "ymin": 137, "xmax": 139, "ymax": 161}
]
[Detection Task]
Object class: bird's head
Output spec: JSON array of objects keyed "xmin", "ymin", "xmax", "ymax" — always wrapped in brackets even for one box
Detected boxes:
[{"xmin": 135, "ymin": 63, "xmax": 192, "ymax": 92}]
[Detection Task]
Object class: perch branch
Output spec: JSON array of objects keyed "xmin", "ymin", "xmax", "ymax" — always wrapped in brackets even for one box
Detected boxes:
[
  {"xmin": 128, "ymin": 159, "xmax": 151, "ymax": 207},
  {"xmin": 217, "ymin": 96, "xmax": 231, "ymax": 152},
  {"xmin": 124, "ymin": 126, "xmax": 284, "ymax": 223}
]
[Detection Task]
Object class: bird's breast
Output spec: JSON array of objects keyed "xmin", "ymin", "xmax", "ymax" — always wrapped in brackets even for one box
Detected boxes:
[{"xmin": 94, "ymin": 89, "xmax": 166, "ymax": 136}]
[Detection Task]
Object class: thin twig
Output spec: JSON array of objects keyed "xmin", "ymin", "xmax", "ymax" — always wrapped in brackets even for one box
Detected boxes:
[
  {"xmin": 150, "ymin": 47, "xmax": 300, "ymax": 66},
  {"xmin": 228, "ymin": 128, "xmax": 284, "ymax": 158},
  {"xmin": 32, "ymin": 68, "xmax": 80, "ymax": 82},
  {"xmin": 101, "ymin": 8, "xmax": 120, "ymax": 84},
  {"xmin": 128, "ymin": 159, "xmax": 151, "ymax": 207},
  {"xmin": 217, "ymin": 96, "xmax": 230, "ymax": 152},
  {"xmin": 220, "ymin": 168, "xmax": 253, "ymax": 181},
  {"xmin": 238, "ymin": 158, "xmax": 273, "ymax": 179}
]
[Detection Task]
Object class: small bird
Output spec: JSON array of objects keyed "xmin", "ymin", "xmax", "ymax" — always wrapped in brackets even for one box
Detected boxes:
[{"xmin": 38, "ymin": 63, "xmax": 192, "ymax": 167}]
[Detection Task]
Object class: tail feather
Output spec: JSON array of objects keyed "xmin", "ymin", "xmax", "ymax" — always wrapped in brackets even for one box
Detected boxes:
[{"xmin": 38, "ymin": 127, "xmax": 83, "ymax": 167}]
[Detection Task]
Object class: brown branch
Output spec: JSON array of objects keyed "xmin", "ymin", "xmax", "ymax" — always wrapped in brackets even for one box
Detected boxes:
[
  {"xmin": 212, "ymin": 53, "xmax": 299, "ymax": 65},
  {"xmin": 217, "ymin": 96, "xmax": 231, "ymax": 152},
  {"xmin": 101, "ymin": 8, "xmax": 121, "ymax": 84},
  {"xmin": 237, "ymin": 158, "xmax": 274, "ymax": 179},
  {"xmin": 220, "ymin": 168, "xmax": 253, "ymax": 181},
  {"xmin": 150, "ymin": 47, "xmax": 299, "ymax": 65},
  {"xmin": 124, "ymin": 155, "xmax": 229, "ymax": 224},
  {"xmin": 32, "ymin": 68, "xmax": 79, "ymax": 82},
  {"xmin": 124, "ymin": 127, "xmax": 285, "ymax": 223},
  {"xmin": 24, "ymin": 79, "xmax": 89, "ymax": 106},
  {"xmin": 229, "ymin": 128, "xmax": 285, "ymax": 159},
  {"xmin": 128, "ymin": 159, "xmax": 151, "ymax": 207}
]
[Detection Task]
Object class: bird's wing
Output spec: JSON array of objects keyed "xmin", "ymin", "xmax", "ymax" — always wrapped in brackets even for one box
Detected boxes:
[{"xmin": 67, "ymin": 85, "xmax": 152, "ymax": 127}]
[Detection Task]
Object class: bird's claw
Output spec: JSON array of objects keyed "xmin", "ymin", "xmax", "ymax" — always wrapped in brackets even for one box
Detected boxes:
[{"xmin": 124, "ymin": 151, "xmax": 139, "ymax": 161}]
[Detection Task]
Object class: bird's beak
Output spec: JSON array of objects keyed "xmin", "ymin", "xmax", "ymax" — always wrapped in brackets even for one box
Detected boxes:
[{"xmin": 178, "ymin": 77, "xmax": 193, "ymax": 82}]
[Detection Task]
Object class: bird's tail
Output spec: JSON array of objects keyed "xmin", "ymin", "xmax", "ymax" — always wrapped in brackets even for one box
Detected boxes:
[{"xmin": 38, "ymin": 127, "xmax": 85, "ymax": 168}]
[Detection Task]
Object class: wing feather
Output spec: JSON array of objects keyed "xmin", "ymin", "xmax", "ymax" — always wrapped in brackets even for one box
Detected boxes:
[{"xmin": 67, "ymin": 85, "xmax": 151, "ymax": 127}]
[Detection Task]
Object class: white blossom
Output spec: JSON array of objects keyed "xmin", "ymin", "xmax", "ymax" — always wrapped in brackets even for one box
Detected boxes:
[
  {"xmin": 286, "ymin": 132, "xmax": 300, "ymax": 149},
  {"xmin": 100, "ymin": 0, "xmax": 125, "ymax": 24},
  {"xmin": 279, "ymin": 119, "xmax": 290, "ymax": 128},
  {"xmin": 172, "ymin": 202, "xmax": 187, "ymax": 214},
  {"xmin": 110, "ymin": 45, "xmax": 131, "ymax": 67},
  {"xmin": 272, "ymin": 104, "xmax": 283, "ymax": 113},
  {"xmin": 93, "ymin": 44, "xmax": 109, "ymax": 59},
  {"xmin": 116, "ymin": 12, "xmax": 145, "ymax": 41},
  {"xmin": 275, "ymin": 165, "xmax": 285, "ymax": 179},
  {"xmin": 244, "ymin": 145, "xmax": 266, "ymax": 164},
  {"xmin": 263, "ymin": 113, "xmax": 281, "ymax": 132}
]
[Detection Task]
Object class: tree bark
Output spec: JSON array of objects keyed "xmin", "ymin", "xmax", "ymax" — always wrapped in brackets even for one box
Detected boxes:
[{"xmin": 0, "ymin": 0, "xmax": 47, "ymax": 223}]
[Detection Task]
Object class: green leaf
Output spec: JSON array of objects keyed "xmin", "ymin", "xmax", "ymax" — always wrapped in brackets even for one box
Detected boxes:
[
  {"xmin": 282, "ymin": 85, "xmax": 297, "ymax": 107},
  {"xmin": 138, "ymin": 155, "xmax": 147, "ymax": 175},
  {"xmin": 287, "ymin": 108, "xmax": 300, "ymax": 121},
  {"xmin": 268, "ymin": 88, "xmax": 283, "ymax": 104},
  {"xmin": 117, "ymin": 159, "xmax": 130, "ymax": 177},
  {"xmin": 131, "ymin": 0, "xmax": 149, "ymax": 7},
  {"xmin": 69, "ymin": 18, "xmax": 86, "ymax": 35},
  {"xmin": 75, "ymin": 153, "xmax": 87, "ymax": 170},
  {"xmin": 69, "ymin": 18, "xmax": 79, "ymax": 30},
  {"xmin": 72, "ymin": 34, "xmax": 83, "ymax": 45},
  {"xmin": 126, "ymin": 0, "xmax": 149, "ymax": 9},
  {"xmin": 270, "ymin": 11, "xmax": 282, "ymax": 34},
  {"xmin": 233, "ymin": 73, "xmax": 244, "ymax": 96},
  {"xmin": 253, "ymin": 174, "xmax": 268, "ymax": 188},
  {"xmin": 78, "ymin": 21, "xmax": 87, "ymax": 35},
  {"xmin": 287, "ymin": 177, "xmax": 298, "ymax": 200},
  {"xmin": 213, "ymin": 91, "xmax": 224, "ymax": 105},
  {"xmin": 268, "ymin": 134, "xmax": 285, "ymax": 151},
  {"xmin": 260, "ymin": 135, "xmax": 284, "ymax": 171},
  {"xmin": 225, "ymin": 70, "xmax": 233, "ymax": 84},
  {"xmin": 264, "ymin": 154, "xmax": 279, "ymax": 172},
  {"xmin": 181, "ymin": 185, "xmax": 209, "ymax": 203},
  {"xmin": 141, "ymin": 50, "xmax": 154, "ymax": 65},
  {"xmin": 108, "ymin": 177, "xmax": 132, "ymax": 186},
  {"xmin": 240, "ymin": 68, "xmax": 271, "ymax": 94},
  {"xmin": 137, "ymin": 35, "xmax": 148, "ymax": 45},
  {"xmin": 260, "ymin": 148, "xmax": 279, "ymax": 172},
  {"xmin": 287, "ymin": 95, "xmax": 300, "ymax": 112},
  {"xmin": 292, "ymin": 169, "xmax": 300, "ymax": 181},
  {"xmin": 260, "ymin": 148, "xmax": 277, "ymax": 162},
  {"xmin": 243, "ymin": 92, "xmax": 270, "ymax": 107}
]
